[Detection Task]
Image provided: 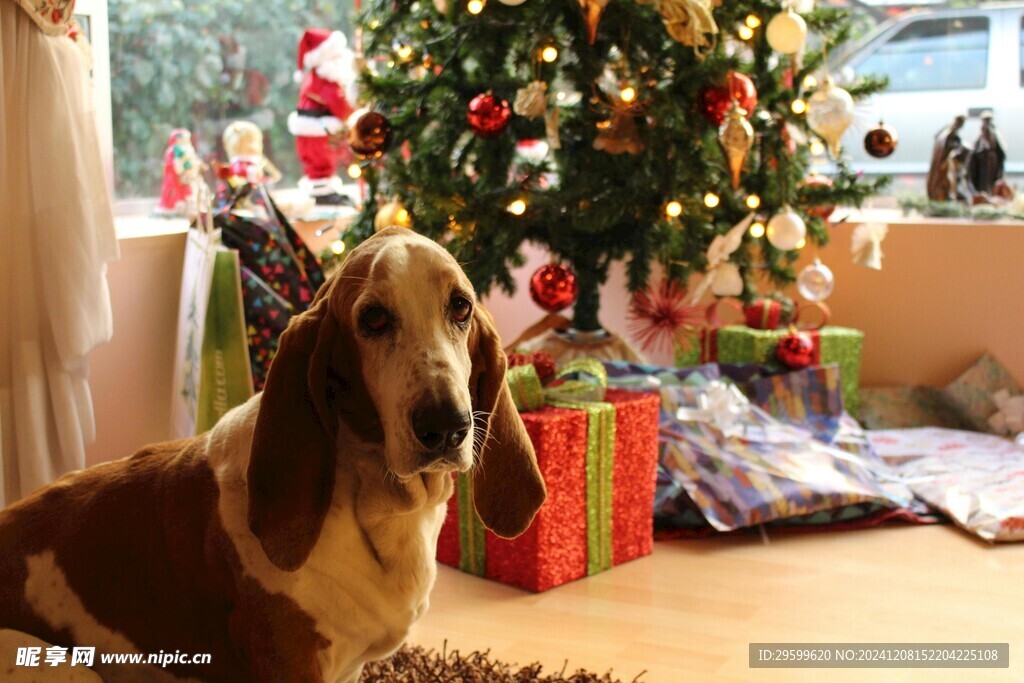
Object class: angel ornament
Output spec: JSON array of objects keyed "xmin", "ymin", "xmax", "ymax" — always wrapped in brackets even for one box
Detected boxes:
[{"xmin": 593, "ymin": 80, "xmax": 645, "ymax": 156}]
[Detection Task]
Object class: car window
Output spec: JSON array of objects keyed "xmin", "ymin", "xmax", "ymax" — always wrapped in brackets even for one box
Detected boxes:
[{"xmin": 855, "ymin": 16, "xmax": 989, "ymax": 91}]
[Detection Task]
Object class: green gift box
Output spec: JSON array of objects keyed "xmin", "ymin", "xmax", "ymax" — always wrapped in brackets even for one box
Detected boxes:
[{"xmin": 676, "ymin": 325, "xmax": 864, "ymax": 414}]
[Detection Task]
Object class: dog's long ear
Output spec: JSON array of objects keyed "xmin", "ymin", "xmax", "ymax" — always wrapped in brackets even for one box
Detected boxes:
[
  {"xmin": 248, "ymin": 282, "xmax": 342, "ymax": 571},
  {"xmin": 469, "ymin": 305, "xmax": 546, "ymax": 538}
]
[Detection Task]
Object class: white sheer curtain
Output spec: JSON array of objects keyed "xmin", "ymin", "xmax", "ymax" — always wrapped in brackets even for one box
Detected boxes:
[{"xmin": 0, "ymin": 0, "xmax": 119, "ymax": 505}]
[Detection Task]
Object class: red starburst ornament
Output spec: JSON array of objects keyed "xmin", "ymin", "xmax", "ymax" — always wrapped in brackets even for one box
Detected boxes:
[{"xmin": 627, "ymin": 279, "xmax": 705, "ymax": 354}]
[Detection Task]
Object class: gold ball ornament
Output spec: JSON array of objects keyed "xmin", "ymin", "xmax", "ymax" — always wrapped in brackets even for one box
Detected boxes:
[
  {"xmin": 718, "ymin": 100, "xmax": 755, "ymax": 190},
  {"xmin": 766, "ymin": 9, "xmax": 807, "ymax": 55},
  {"xmin": 374, "ymin": 199, "xmax": 412, "ymax": 232},
  {"xmin": 766, "ymin": 206, "xmax": 807, "ymax": 251},
  {"xmin": 806, "ymin": 77, "xmax": 855, "ymax": 158}
]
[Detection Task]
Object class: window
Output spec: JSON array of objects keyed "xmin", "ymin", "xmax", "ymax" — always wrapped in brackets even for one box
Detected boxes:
[
  {"xmin": 855, "ymin": 17, "xmax": 989, "ymax": 92},
  {"xmin": 107, "ymin": 1, "xmax": 354, "ymax": 199}
]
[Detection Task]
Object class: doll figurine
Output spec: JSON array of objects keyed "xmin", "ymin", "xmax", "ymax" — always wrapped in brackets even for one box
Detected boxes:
[
  {"xmin": 287, "ymin": 28, "xmax": 358, "ymax": 204},
  {"xmin": 218, "ymin": 120, "xmax": 282, "ymax": 192},
  {"xmin": 155, "ymin": 129, "xmax": 200, "ymax": 216}
]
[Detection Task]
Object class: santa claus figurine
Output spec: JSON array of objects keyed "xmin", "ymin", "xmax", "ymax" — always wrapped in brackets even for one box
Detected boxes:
[
  {"xmin": 288, "ymin": 28, "xmax": 358, "ymax": 204},
  {"xmin": 155, "ymin": 129, "xmax": 200, "ymax": 216}
]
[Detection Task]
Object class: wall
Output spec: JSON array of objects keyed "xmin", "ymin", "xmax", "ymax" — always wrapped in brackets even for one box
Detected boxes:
[{"xmin": 85, "ymin": 216, "xmax": 1024, "ymax": 464}]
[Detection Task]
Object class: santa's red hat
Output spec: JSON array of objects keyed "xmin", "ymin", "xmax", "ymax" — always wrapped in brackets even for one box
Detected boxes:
[{"xmin": 297, "ymin": 28, "xmax": 349, "ymax": 72}]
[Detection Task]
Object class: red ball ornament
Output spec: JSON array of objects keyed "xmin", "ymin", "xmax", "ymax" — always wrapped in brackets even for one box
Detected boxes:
[
  {"xmin": 347, "ymin": 110, "xmax": 393, "ymax": 159},
  {"xmin": 800, "ymin": 173, "xmax": 836, "ymax": 220},
  {"xmin": 467, "ymin": 93, "xmax": 512, "ymax": 138},
  {"xmin": 775, "ymin": 329, "xmax": 815, "ymax": 369},
  {"xmin": 699, "ymin": 72, "xmax": 758, "ymax": 127},
  {"xmin": 529, "ymin": 263, "xmax": 578, "ymax": 313}
]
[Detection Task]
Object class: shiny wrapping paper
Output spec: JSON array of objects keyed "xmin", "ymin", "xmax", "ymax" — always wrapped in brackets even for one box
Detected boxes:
[
  {"xmin": 676, "ymin": 324, "xmax": 864, "ymax": 415},
  {"xmin": 604, "ymin": 362, "xmax": 921, "ymax": 533},
  {"xmin": 869, "ymin": 428, "xmax": 1024, "ymax": 542},
  {"xmin": 436, "ymin": 389, "xmax": 661, "ymax": 592}
]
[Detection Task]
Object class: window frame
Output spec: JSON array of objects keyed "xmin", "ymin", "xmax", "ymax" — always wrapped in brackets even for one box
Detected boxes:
[{"xmin": 73, "ymin": 0, "xmax": 114, "ymax": 198}]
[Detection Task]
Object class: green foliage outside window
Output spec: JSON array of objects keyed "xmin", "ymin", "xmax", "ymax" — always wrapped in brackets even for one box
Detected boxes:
[{"xmin": 108, "ymin": 0, "xmax": 354, "ymax": 198}]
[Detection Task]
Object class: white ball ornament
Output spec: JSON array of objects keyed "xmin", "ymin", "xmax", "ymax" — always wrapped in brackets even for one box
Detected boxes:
[
  {"xmin": 766, "ymin": 206, "xmax": 807, "ymax": 251},
  {"xmin": 806, "ymin": 77, "xmax": 855, "ymax": 158},
  {"xmin": 797, "ymin": 258, "xmax": 835, "ymax": 302},
  {"xmin": 766, "ymin": 9, "xmax": 807, "ymax": 55}
]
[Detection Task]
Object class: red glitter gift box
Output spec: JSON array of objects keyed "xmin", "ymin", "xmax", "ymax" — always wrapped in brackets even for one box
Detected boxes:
[{"xmin": 436, "ymin": 389, "xmax": 660, "ymax": 592}]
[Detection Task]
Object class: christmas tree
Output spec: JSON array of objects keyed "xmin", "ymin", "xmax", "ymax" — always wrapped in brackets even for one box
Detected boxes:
[{"xmin": 346, "ymin": 0, "xmax": 887, "ymax": 333}]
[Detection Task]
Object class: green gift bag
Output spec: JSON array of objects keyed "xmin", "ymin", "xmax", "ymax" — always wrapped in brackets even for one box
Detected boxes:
[{"xmin": 171, "ymin": 225, "xmax": 254, "ymax": 437}]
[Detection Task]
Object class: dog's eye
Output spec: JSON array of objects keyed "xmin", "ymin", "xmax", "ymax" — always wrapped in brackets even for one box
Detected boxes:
[
  {"xmin": 360, "ymin": 305, "xmax": 392, "ymax": 333},
  {"xmin": 450, "ymin": 294, "xmax": 472, "ymax": 324}
]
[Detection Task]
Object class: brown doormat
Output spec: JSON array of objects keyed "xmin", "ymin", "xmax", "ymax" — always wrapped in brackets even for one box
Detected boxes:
[{"xmin": 360, "ymin": 643, "xmax": 645, "ymax": 682}]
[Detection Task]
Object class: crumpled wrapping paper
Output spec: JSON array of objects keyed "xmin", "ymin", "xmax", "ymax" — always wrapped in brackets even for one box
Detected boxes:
[
  {"xmin": 869, "ymin": 428, "xmax": 1024, "ymax": 542},
  {"xmin": 604, "ymin": 362, "xmax": 913, "ymax": 532}
]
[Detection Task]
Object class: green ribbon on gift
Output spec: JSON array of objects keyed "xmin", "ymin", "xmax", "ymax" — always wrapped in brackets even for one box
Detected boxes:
[
  {"xmin": 456, "ymin": 472, "xmax": 487, "ymax": 576},
  {"xmin": 506, "ymin": 358, "xmax": 610, "ymax": 411},
  {"xmin": 454, "ymin": 358, "xmax": 616, "ymax": 578}
]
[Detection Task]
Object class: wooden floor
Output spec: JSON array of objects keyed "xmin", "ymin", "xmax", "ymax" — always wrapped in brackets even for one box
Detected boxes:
[{"xmin": 409, "ymin": 525, "xmax": 1024, "ymax": 682}]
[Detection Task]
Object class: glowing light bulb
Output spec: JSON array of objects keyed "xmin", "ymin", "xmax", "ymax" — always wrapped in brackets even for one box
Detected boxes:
[
  {"xmin": 330, "ymin": 239, "xmax": 346, "ymax": 255},
  {"xmin": 541, "ymin": 46, "xmax": 559, "ymax": 63},
  {"xmin": 738, "ymin": 25, "xmax": 754, "ymax": 40},
  {"xmin": 796, "ymin": 237, "xmax": 807, "ymax": 249},
  {"xmin": 750, "ymin": 221, "xmax": 766, "ymax": 238},
  {"xmin": 803, "ymin": 74, "xmax": 818, "ymax": 90},
  {"xmin": 704, "ymin": 192, "xmax": 720, "ymax": 209},
  {"xmin": 507, "ymin": 199, "xmax": 527, "ymax": 215},
  {"xmin": 396, "ymin": 44, "xmax": 414, "ymax": 62},
  {"xmin": 369, "ymin": 19, "xmax": 381, "ymax": 29},
  {"xmin": 620, "ymin": 86, "xmax": 637, "ymax": 103},
  {"xmin": 810, "ymin": 139, "xmax": 826, "ymax": 156},
  {"xmin": 467, "ymin": 0, "xmax": 485, "ymax": 14},
  {"xmin": 346, "ymin": 163, "xmax": 362, "ymax": 179},
  {"xmin": 746, "ymin": 194, "xmax": 761, "ymax": 210},
  {"xmin": 556, "ymin": 91, "xmax": 567, "ymax": 101},
  {"xmin": 665, "ymin": 201, "xmax": 683, "ymax": 218},
  {"xmin": 396, "ymin": 208, "xmax": 411, "ymax": 226},
  {"xmin": 745, "ymin": 14, "xmax": 762, "ymax": 29},
  {"xmin": 791, "ymin": 98, "xmax": 807, "ymax": 115}
]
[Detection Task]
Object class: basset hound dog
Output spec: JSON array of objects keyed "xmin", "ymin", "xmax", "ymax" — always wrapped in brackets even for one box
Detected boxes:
[{"xmin": 0, "ymin": 228, "xmax": 547, "ymax": 682}]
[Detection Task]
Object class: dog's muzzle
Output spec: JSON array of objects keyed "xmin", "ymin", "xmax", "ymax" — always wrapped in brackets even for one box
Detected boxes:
[{"xmin": 411, "ymin": 402, "xmax": 471, "ymax": 456}]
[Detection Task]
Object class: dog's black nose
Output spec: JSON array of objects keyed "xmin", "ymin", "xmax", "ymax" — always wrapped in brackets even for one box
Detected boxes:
[{"xmin": 412, "ymin": 403, "xmax": 472, "ymax": 452}]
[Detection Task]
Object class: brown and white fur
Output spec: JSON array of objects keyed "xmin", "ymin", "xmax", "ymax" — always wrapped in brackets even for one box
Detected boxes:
[{"xmin": 0, "ymin": 228, "xmax": 546, "ymax": 682}]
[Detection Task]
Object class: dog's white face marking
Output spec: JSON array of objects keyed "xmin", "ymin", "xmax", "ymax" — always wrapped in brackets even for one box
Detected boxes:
[
  {"xmin": 23, "ymin": 551, "xmax": 193, "ymax": 683},
  {"xmin": 345, "ymin": 236, "xmax": 477, "ymax": 479}
]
